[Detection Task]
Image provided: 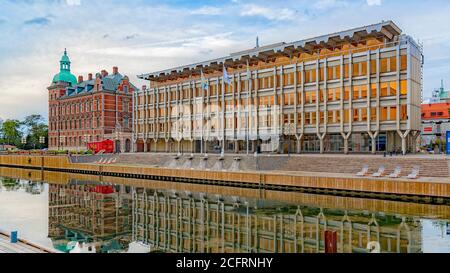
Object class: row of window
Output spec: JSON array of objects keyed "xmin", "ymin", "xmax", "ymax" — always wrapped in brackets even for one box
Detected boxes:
[
  {"xmin": 49, "ymin": 135, "xmax": 102, "ymax": 147},
  {"xmin": 138, "ymin": 56, "xmax": 407, "ymax": 101},
  {"xmin": 49, "ymin": 100, "xmax": 131, "ymax": 117},
  {"xmin": 49, "ymin": 116, "xmax": 130, "ymax": 131},
  {"xmin": 139, "ymin": 80, "xmax": 407, "ymax": 110},
  {"xmin": 135, "ymin": 105, "xmax": 407, "ymax": 133},
  {"xmin": 135, "ymin": 81, "xmax": 407, "ymax": 120}
]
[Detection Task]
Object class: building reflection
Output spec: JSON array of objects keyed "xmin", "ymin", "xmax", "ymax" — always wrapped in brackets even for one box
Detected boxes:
[
  {"xmin": 0, "ymin": 177, "xmax": 44, "ymax": 194},
  {"xmin": 48, "ymin": 181, "xmax": 133, "ymax": 252},
  {"xmin": 131, "ymin": 189, "xmax": 423, "ymax": 253},
  {"xmin": 45, "ymin": 179, "xmax": 426, "ymax": 253}
]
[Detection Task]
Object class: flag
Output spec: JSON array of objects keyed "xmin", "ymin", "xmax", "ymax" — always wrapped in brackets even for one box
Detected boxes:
[
  {"xmin": 201, "ymin": 70, "xmax": 208, "ymax": 90},
  {"xmin": 223, "ymin": 65, "xmax": 231, "ymax": 85},
  {"xmin": 246, "ymin": 61, "xmax": 251, "ymax": 80}
]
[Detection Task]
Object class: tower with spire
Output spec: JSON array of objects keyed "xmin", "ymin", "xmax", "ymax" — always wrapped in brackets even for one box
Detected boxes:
[{"xmin": 51, "ymin": 48, "xmax": 77, "ymax": 87}]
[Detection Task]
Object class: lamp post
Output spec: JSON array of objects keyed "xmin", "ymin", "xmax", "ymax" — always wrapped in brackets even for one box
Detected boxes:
[
  {"xmin": 39, "ymin": 136, "xmax": 45, "ymax": 151},
  {"xmin": 21, "ymin": 136, "xmax": 27, "ymax": 150}
]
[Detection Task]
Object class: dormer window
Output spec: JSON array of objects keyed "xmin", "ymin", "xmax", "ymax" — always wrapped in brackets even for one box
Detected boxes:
[{"xmin": 123, "ymin": 85, "xmax": 129, "ymax": 93}]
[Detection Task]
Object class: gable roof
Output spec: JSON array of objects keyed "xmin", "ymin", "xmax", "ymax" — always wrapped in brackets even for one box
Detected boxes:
[{"xmin": 61, "ymin": 72, "xmax": 139, "ymax": 98}]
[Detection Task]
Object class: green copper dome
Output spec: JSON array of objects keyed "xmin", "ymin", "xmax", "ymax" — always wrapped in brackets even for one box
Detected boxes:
[{"xmin": 52, "ymin": 49, "xmax": 77, "ymax": 86}]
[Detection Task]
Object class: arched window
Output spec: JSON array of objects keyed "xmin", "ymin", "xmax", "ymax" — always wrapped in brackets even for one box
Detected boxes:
[{"xmin": 123, "ymin": 116, "xmax": 129, "ymax": 128}]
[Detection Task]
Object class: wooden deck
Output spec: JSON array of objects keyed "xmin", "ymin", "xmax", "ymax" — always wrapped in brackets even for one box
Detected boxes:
[{"xmin": 0, "ymin": 231, "xmax": 58, "ymax": 253}]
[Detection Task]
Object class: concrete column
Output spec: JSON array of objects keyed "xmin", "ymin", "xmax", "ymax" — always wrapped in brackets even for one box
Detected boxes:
[
  {"xmin": 177, "ymin": 140, "xmax": 181, "ymax": 154},
  {"xmin": 252, "ymin": 140, "xmax": 257, "ymax": 153},
  {"xmin": 369, "ymin": 132, "xmax": 379, "ymax": 154},
  {"xmin": 318, "ymin": 133, "xmax": 326, "ymax": 154},
  {"xmin": 165, "ymin": 140, "xmax": 169, "ymax": 153},
  {"xmin": 411, "ymin": 131, "xmax": 419, "ymax": 154},
  {"xmin": 401, "ymin": 137, "xmax": 407, "ymax": 155},
  {"xmin": 191, "ymin": 140, "xmax": 195, "ymax": 153},
  {"xmin": 234, "ymin": 140, "xmax": 239, "ymax": 153},
  {"xmin": 344, "ymin": 138, "xmax": 349, "ymax": 154},
  {"xmin": 341, "ymin": 133, "xmax": 351, "ymax": 154},
  {"xmin": 153, "ymin": 140, "xmax": 157, "ymax": 153},
  {"xmin": 296, "ymin": 134, "xmax": 303, "ymax": 154},
  {"xmin": 143, "ymin": 140, "xmax": 148, "ymax": 153},
  {"xmin": 397, "ymin": 130, "xmax": 410, "ymax": 155}
]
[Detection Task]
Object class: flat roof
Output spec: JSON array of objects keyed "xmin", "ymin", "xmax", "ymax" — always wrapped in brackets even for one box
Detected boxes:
[{"xmin": 138, "ymin": 20, "xmax": 402, "ymax": 82}]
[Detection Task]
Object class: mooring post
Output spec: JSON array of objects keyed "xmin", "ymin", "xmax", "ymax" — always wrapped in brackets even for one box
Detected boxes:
[
  {"xmin": 10, "ymin": 231, "xmax": 18, "ymax": 244},
  {"xmin": 324, "ymin": 230, "xmax": 337, "ymax": 253}
]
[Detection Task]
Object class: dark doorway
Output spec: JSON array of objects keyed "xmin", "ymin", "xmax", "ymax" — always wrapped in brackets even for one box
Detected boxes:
[
  {"xmin": 115, "ymin": 140, "xmax": 121, "ymax": 153},
  {"xmin": 125, "ymin": 139, "xmax": 131, "ymax": 153}
]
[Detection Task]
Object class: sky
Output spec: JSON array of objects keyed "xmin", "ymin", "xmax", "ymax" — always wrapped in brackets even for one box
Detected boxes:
[{"xmin": 1, "ymin": 0, "xmax": 450, "ymax": 121}]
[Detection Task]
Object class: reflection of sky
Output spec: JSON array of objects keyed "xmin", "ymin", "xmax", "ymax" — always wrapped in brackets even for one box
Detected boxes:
[
  {"xmin": 0, "ymin": 183, "xmax": 54, "ymax": 249},
  {"xmin": 1, "ymin": 181, "xmax": 450, "ymax": 253},
  {"xmin": 421, "ymin": 219, "xmax": 450, "ymax": 253}
]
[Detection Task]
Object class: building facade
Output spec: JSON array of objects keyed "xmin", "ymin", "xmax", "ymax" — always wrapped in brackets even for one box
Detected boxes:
[
  {"xmin": 135, "ymin": 21, "xmax": 423, "ymax": 155},
  {"xmin": 48, "ymin": 50, "xmax": 138, "ymax": 152},
  {"xmin": 421, "ymin": 102, "xmax": 450, "ymax": 148}
]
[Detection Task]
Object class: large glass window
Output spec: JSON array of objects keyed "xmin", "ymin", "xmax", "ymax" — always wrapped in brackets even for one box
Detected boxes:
[
  {"xmin": 323, "ymin": 134, "xmax": 344, "ymax": 153},
  {"xmin": 389, "ymin": 82, "xmax": 397, "ymax": 96},
  {"xmin": 400, "ymin": 80, "xmax": 407, "ymax": 95},
  {"xmin": 302, "ymin": 134, "xmax": 320, "ymax": 153},
  {"xmin": 349, "ymin": 133, "xmax": 370, "ymax": 153}
]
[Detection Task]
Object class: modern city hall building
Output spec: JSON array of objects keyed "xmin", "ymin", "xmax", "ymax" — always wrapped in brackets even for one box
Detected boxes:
[{"xmin": 134, "ymin": 21, "xmax": 423, "ymax": 155}]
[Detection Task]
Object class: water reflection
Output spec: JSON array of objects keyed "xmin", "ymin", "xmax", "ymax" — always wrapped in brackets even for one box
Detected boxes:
[
  {"xmin": 131, "ymin": 189, "xmax": 422, "ymax": 253},
  {"xmin": 0, "ymin": 172, "xmax": 449, "ymax": 253},
  {"xmin": 48, "ymin": 182, "xmax": 133, "ymax": 253},
  {"xmin": 0, "ymin": 178, "xmax": 44, "ymax": 194}
]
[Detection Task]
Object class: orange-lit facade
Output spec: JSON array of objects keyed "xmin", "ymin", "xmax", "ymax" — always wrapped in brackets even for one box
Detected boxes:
[
  {"xmin": 421, "ymin": 103, "xmax": 450, "ymax": 120},
  {"xmin": 135, "ymin": 21, "xmax": 423, "ymax": 154}
]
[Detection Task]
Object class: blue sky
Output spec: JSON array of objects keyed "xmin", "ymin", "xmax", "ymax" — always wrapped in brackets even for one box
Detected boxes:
[{"xmin": 1, "ymin": 0, "xmax": 450, "ymax": 121}]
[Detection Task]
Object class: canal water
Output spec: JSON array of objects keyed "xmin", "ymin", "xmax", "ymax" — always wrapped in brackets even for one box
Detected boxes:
[{"xmin": 0, "ymin": 168, "xmax": 449, "ymax": 253}]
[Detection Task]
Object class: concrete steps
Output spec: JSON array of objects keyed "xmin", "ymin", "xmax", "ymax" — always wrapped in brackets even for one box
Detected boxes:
[{"xmin": 113, "ymin": 153, "xmax": 449, "ymax": 178}]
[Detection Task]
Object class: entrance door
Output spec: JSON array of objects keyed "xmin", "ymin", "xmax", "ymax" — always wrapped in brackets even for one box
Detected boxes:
[
  {"xmin": 115, "ymin": 140, "xmax": 121, "ymax": 153},
  {"xmin": 125, "ymin": 139, "xmax": 131, "ymax": 153}
]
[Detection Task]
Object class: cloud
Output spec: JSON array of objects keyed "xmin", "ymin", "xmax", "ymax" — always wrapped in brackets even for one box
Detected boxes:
[
  {"xmin": 23, "ymin": 16, "xmax": 51, "ymax": 26},
  {"xmin": 240, "ymin": 4, "xmax": 296, "ymax": 21},
  {"xmin": 314, "ymin": 0, "xmax": 348, "ymax": 10},
  {"xmin": 190, "ymin": 6, "xmax": 222, "ymax": 16},
  {"xmin": 366, "ymin": 0, "xmax": 382, "ymax": 6},
  {"xmin": 66, "ymin": 0, "xmax": 81, "ymax": 6},
  {"xmin": 125, "ymin": 34, "xmax": 139, "ymax": 40}
]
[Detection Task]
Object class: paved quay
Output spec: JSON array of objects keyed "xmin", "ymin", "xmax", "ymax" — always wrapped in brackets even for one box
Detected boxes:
[
  {"xmin": 0, "ymin": 231, "xmax": 58, "ymax": 253},
  {"xmin": 1, "ymin": 153, "xmax": 449, "ymax": 198}
]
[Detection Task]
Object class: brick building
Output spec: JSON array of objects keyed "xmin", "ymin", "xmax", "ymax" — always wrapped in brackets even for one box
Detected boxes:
[{"xmin": 48, "ymin": 49, "xmax": 138, "ymax": 152}]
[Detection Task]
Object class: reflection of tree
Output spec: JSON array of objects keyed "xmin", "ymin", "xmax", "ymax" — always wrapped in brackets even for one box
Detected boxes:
[
  {"xmin": 0, "ymin": 178, "xmax": 20, "ymax": 191},
  {"xmin": 432, "ymin": 221, "xmax": 447, "ymax": 238}
]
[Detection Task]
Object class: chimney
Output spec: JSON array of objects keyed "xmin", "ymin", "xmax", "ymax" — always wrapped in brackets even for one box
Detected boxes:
[
  {"xmin": 78, "ymin": 75, "xmax": 83, "ymax": 83},
  {"xmin": 101, "ymin": 69, "xmax": 108, "ymax": 77},
  {"xmin": 113, "ymin": 66, "xmax": 118, "ymax": 74},
  {"xmin": 88, "ymin": 73, "xmax": 93, "ymax": 81}
]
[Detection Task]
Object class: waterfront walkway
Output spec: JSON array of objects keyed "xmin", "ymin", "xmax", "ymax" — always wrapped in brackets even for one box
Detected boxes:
[
  {"xmin": 89, "ymin": 152, "xmax": 450, "ymax": 181},
  {"xmin": 0, "ymin": 231, "xmax": 57, "ymax": 253}
]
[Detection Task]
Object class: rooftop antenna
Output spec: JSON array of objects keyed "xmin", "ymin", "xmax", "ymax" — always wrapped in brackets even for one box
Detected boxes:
[{"xmin": 256, "ymin": 36, "xmax": 259, "ymax": 48}]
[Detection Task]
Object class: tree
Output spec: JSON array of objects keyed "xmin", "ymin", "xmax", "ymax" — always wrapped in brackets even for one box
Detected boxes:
[
  {"xmin": 1, "ymin": 119, "xmax": 22, "ymax": 146},
  {"xmin": 21, "ymin": 114, "xmax": 48, "ymax": 150}
]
